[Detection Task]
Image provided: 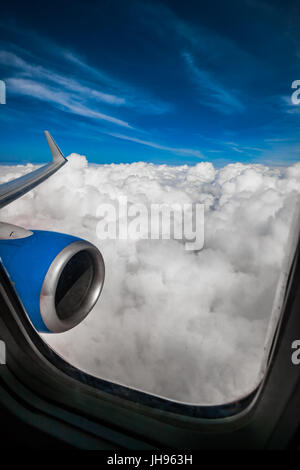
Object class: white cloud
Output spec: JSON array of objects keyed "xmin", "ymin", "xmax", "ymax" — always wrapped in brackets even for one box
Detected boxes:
[
  {"xmin": 0, "ymin": 157, "xmax": 299, "ymax": 405},
  {"xmin": 107, "ymin": 132, "xmax": 204, "ymax": 159}
]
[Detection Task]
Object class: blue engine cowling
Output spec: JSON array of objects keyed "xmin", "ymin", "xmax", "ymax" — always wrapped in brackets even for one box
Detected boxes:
[{"xmin": 0, "ymin": 226, "xmax": 105, "ymax": 333}]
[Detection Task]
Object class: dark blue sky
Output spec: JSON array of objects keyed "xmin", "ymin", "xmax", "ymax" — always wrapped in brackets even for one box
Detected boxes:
[{"xmin": 0, "ymin": 0, "xmax": 300, "ymax": 166}]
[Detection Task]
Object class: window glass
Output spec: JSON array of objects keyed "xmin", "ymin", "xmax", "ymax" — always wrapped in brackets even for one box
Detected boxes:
[{"xmin": 0, "ymin": 0, "xmax": 299, "ymax": 405}]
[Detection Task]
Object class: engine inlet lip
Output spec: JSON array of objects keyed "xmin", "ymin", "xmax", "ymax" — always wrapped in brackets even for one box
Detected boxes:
[{"xmin": 40, "ymin": 240, "xmax": 105, "ymax": 333}]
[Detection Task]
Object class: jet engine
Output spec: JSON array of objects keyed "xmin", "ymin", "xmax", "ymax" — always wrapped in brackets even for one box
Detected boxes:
[{"xmin": 0, "ymin": 223, "xmax": 105, "ymax": 333}]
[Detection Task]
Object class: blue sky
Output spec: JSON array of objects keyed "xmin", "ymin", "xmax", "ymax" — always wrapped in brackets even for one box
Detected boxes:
[{"xmin": 0, "ymin": 0, "xmax": 300, "ymax": 166}]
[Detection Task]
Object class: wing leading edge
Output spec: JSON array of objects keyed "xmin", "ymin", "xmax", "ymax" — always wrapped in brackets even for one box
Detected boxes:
[{"xmin": 0, "ymin": 131, "xmax": 67, "ymax": 210}]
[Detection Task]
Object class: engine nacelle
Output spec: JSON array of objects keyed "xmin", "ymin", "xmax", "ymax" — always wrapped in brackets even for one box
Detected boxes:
[{"xmin": 0, "ymin": 223, "xmax": 105, "ymax": 333}]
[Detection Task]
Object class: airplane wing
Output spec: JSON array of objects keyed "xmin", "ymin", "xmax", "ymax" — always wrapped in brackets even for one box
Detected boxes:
[
  {"xmin": 0, "ymin": 131, "xmax": 67, "ymax": 209},
  {"xmin": 0, "ymin": 131, "xmax": 104, "ymax": 334}
]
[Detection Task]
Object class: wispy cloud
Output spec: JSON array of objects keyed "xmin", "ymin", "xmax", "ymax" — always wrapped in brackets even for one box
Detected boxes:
[
  {"xmin": 6, "ymin": 78, "xmax": 132, "ymax": 128},
  {"xmin": 182, "ymin": 52, "xmax": 244, "ymax": 115},
  {"xmin": 0, "ymin": 46, "xmax": 172, "ymax": 128},
  {"xmin": 0, "ymin": 50, "xmax": 125, "ymax": 106},
  {"xmin": 107, "ymin": 132, "xmax": 204, "ymax": 158},
  {"xmin": 62, "ymin": 50, "xmax": 172, "ymax": 115},
  {"xmin": 136, "ymin": 2, "xmax": 251, "ymax": 116},
  {"xmin": 1, "ymin": 49, "xmax": 134, "ymax": 128},
  {"xmin": 137, "ymin": 2, "xmax": 256, "ymax": 74}
]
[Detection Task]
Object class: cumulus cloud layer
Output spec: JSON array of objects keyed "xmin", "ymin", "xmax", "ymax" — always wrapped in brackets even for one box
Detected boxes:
[{"xmin": 0, "ymin": 156, "xmax": 299, "ymax": 405}]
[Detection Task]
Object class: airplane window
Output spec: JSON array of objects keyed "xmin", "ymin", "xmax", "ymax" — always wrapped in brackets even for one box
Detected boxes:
[{"xmin": 0, "ymin": 0, "xmax": 299, "ymax": 407}]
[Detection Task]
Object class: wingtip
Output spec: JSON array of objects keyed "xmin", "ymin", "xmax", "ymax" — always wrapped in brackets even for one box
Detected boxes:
[{"xmin": 44, "ymin": 130, "xmax": 67, "ymax": 163}]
